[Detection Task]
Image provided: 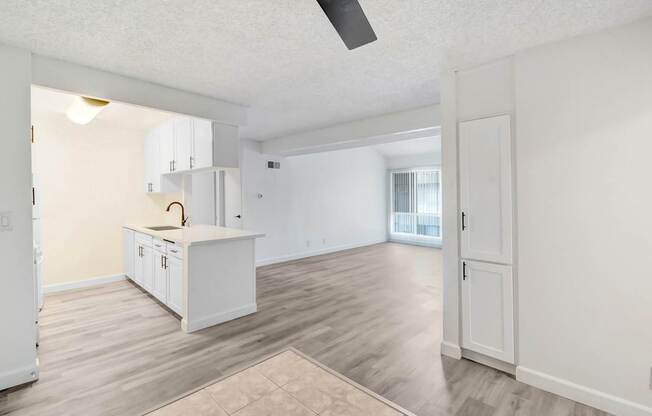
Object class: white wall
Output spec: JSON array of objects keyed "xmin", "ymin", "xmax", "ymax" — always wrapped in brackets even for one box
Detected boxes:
[
  {"xmin": 241, "ymin": 140, "xmax": 387, "ymax": 265},
  {"xmin": 0, "ymin": 44, "xmax": 37, "ymax": 389},
  {"xmin": 31, "ymin": 113, "xmax": 182, "ymax": 286},
  {"xmin": 442, "ymin": 17, "xmax": 652, "ymax": 415},
  {"xmin": 514, "ymin": 18, "xmax": 652, "ymax": 415}
]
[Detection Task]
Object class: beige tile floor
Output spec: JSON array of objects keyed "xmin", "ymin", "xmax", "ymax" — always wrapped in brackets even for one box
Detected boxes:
[{"xmin": 148, "ymin": 350, "xmax": 411, "ymax": 416}]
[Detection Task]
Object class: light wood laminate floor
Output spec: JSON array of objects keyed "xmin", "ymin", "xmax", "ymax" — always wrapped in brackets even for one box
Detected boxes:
[{"xmin": 0, "ymin": 243, "xmax": 608, "ymax": 416}]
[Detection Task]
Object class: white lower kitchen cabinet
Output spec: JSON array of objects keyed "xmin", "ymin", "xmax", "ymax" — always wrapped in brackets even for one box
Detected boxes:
[
  {"xmin": 123, "ymin": 225, "xmax": 263, "ymax": 332},
  {"xmin": 152, "ymin": 248, "xmax": 167, "ymax": 303},
  {"xmin": 461, "ymin": 260, "xmax": 514, "ymax": 363}
]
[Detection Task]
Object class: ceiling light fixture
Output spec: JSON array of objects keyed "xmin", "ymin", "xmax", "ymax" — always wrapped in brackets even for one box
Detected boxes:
[{"xmin": 66, "ymin": 96, "xmax": 110, "ymax": 125}]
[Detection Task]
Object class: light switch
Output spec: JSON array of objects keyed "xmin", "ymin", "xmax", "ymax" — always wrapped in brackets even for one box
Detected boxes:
[{"xmin": 0, "ymin": 211, "xmax": 12, "ymax": 232}]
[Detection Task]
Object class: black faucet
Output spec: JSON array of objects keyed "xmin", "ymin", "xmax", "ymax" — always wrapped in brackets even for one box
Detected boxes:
[{"xmin": 166, "ymin": 201, "xmax": 188, "ymax": 227}]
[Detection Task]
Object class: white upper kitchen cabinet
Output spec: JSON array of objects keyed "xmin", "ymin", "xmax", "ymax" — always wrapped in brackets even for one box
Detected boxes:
[
  {"xmin": 461, "ymin": 260, "xmax": 514, "ymax": 363},
  {"xmin": 173, "ymin": 118, "xmax": 192, "ymax": 172},
  {"xmin": 212, "ymin": 122, "xmax": 239, "ymax": 169},
  {"xmin": 159, "ymin": 123, "xmax": 175, "ymax": 174},
  {"xmin": 143, "ymin": 117, "xmax": 240, "ymax": 194},
  {"xmin": 191, "ymin": 118, "xmax": 214, "ymax": 170},
  {"xmin": 459, "ymin": 115, "xmax": 513, "ymax": 264},
  {"xmin": 144, "ymin": 131, "xmax": 160, "ymax": 193}
]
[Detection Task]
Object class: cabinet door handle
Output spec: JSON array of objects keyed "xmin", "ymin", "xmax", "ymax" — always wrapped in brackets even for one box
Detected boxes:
[
  {"xmin": 462, "ymin": 261, "xmax": 468, "ymax": 280},
  {"xmin": 461, "ymin": 212, "xmax": 467, "ymax": 231},
  {"xmin": 172, "ymin": 160, "xmax": 176, "ymax": 172},
  {"xmin": 164, "ymin": 255, "xmax": 168, "ymax": 269},
  {"xmin": 190, "ymin": 156, "xmax": 194, "ymax": 169}
]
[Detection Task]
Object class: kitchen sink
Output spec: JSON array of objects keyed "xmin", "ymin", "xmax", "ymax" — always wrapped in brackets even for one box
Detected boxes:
[{"xmin": 145, "ymin": 226, "xmax": 181, "ymax": 231}]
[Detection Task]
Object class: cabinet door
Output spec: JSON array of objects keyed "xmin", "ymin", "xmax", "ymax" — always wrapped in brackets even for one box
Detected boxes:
[
  {"xmin": 462, "ymin": 260, "xmax": 514, "ymax": 363},
  {"xmin": 459, "ymin": 115, "xmax": 513, "ymax": 264},
  {"xmin": 134, "ymin": 244, "xmax": 144, "ymax": 286},
  {"xmin": 144, "ymin": 131, "xmax": 160, "ymax": 192},
  {"xmin": 159, "ymin": 123, "xmax": 175, "ymax": 174},
  {"xmin": 167, "ymin": 256, "xmax": 183, "ymax": 315},
  {"xmin": 152, "ymin": 251, "xmax": 167, "ymax": 302},
  {"xmin": 192, "ymin": 118, "xmax": 213, "ymax": 170},
  {"xmin": 173, "ymin": 118, "xmax": 192, "ymax": 172},
  {"xmin": 141, "ymin": 246, "xmax": 154, "ymax": 292},
  {"xmin": 123, "ymin": 229, "xmax": 135, "ymax": 279}
]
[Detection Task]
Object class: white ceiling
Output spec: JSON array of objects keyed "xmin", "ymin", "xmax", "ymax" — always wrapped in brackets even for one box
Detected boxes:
[
  {"xmin": 31, "ymin": 86, "xmax": 175, "ymax": 132},
  {"xmin": 372, "ymin": 137, "xmax": 440, "ymax": 159},
  {"xmin": 2, "ymin": 1, "xmax": 651, "ymax": 141}
]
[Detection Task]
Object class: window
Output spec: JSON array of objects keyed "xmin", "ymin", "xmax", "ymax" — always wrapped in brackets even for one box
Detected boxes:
[{"xmin": 390, "ymin": 168, "xmax": 441, "ymax": 241}]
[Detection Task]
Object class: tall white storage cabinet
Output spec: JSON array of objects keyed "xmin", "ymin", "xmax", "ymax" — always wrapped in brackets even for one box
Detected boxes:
[
  {"xmin": 459, "ymin": 115, "xmax": 513, "ymax": 264},
  {"xmin": 459, "ymin": 114, "xmax": 515, "ymax": 364}
]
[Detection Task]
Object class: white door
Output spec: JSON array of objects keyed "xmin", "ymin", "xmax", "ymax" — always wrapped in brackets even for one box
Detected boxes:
[
  {"xmin": 142, "ymin": 246, "xmax": 154, "ymax": 292},
  {"xmin": 159, "ymin": 124, "xmax": 175, "ymax": 174},
  {"xmin": 166, "ymin": 256, "xmax": 183, "ymax": 315},
  {"xmin": 123, "ymin": 229, "xmax": 135, "ymax": 279},
  {"xmin": 174, "ymin": 118, "xmax": 192, "ymax": 172},
  {"xmin": 192, "ymin": 118, "xmax": 213, "ymax": 170},
  {"xmin": 144, "ymin": 131, "xmax": 160, "ymax": 192},
  {"xmin": 459, "ymin": 115, "xmax": 513, "ymax": 264},
  {"xmin": 152, "ymin": 250, "xmax": 167, "ymax": 302},
  {"xmin": 462, "ymin": 260, "xmax": 514, "ymax": 363},
  {"xmin": 224, "ymin": 168, "xmax": 242, "ymax": 228}
]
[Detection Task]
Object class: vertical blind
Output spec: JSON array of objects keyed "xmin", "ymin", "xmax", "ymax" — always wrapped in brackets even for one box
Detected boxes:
[{"xmin": 391, "ymin": 169, "xmax": 441, "ymax": 238}]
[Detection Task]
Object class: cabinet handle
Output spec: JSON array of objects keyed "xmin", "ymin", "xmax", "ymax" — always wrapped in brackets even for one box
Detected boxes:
[
  {"xmin": 172, "ymin": 160, "xmax": 176, "ymax": 172},
  {"xmin": 190, "ymin": 156, "xmax": 194, "ymax": 169},
  {"xmin": 161, "ymin": 254, "xmax": 164, "ymax": 268},
  {"xmin": 461, "ymin": 212, "xmax": 467, "ymax": 231},
  {"xmin": 164, "ymin": 255, "xmax": 168, "ymax": 269},
  {"xmin": 462, "ymin": 261, "xmax": 468, "ymax": 281}
]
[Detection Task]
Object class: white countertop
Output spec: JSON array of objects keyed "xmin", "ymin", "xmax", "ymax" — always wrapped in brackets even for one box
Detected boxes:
[{"xmin": 124, "ymin": 224, "xmax": 264, "ymax": 246}]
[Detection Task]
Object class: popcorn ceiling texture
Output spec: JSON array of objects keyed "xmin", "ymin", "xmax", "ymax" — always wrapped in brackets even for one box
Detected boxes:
[{"xmin": 1, "ymin": 0, "xmax": 650, "ymax": 140}]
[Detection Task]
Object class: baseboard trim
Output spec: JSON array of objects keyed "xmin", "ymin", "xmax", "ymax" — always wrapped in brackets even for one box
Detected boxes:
[
  {"xmin": 440, "ymin": 341, "xmax": 462, "ymax": 359},
  {"xmin": 516, "ymin": 366, "xmax": 652, "ymax": 416},
  {"xmin": 0, "ymin": 361, "xmax": 39, "ymax": 391},
  {"xmin": 463, "ymin": 349, "xmax": 515, "ymax": 375},
  {"xmin": 255, "ymin": 239, "xmax": 387, "ymax": 267},
  {"xmin": 389, "ymin": 237, "xmax": 442, "ymax": 248},
  {"xmin": 43, "ymin": 274, "xmax": 127, "ymax": 294},
  {"xmin": 182, "ymin": 303, "xmax": 257, "ymax": 333}
]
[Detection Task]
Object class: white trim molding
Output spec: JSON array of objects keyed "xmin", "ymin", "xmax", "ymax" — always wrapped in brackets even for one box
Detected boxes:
[
  {"xmin": 516, "ymin": 366, "xmax": 652, "ymax": 416},
  {"xmin": 255, "ymin": 239, "xmax": 387, "ymax": 267},
  {"xmin": 43, "ymin": 274, "xmax": 127, "ymax": 294},
  {"xmin": 440, "ymin": 341, "xmax": 462, "ymax": 359},
  {"xmin": 0, "ymin": 362, "xmax": 39, "ymax": 391},
  {"xmin": 31, "ymin": 54, "xmax": 247, "ymax": 126},
  {"xmin": 181, "ymin": 303, "xmax": 257, "ymax": 333}
]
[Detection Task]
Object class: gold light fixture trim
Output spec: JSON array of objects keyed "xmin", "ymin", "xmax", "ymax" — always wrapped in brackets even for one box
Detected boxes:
[{"xmin": 66, "ymin": 96, "xmax": 111, "ymax": 125}]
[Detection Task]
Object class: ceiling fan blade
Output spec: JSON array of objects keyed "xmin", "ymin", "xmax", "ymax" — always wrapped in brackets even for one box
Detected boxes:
[{"xmin": 316, "ymin": 0, "xmax": 377, "ymax": 50}]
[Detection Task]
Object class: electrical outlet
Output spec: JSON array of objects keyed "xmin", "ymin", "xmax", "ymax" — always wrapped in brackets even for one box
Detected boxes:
[{"xmin": 0, "ymin": 211, "xmax": 12, "ymax": 232}]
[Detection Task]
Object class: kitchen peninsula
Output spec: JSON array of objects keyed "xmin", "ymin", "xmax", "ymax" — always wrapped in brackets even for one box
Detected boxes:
[{"xmin": 122, "ymin": 224, "xmax": 264, "ymax": 333}]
